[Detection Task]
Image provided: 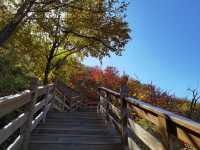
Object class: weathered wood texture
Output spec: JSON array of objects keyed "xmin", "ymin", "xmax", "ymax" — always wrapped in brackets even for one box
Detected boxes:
[
  {"xmin": 0, "ymin": 80, "xmax": 55, "ymax": 150},
  {"xmin": 98, "ymin": 87, "xmax": 200, "ymax": 150},
  {"xmin": 53, "ymin": 81, "xmax": 84, "ymax": 112},
  {"xmin": 1, "ymin": 81, "xmax": 200, "ymax": 150},
  {"xmin": 29, "ymin": 109, "xmax": 123, "ymax": 150}
]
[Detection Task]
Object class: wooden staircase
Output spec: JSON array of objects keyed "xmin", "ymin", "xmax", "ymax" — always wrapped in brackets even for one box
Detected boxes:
[
  {"xmin": 1, "ymin": 80, "xmax": 200, "ymax": 150},
  {"xmin": 30, "ymin": 108, "xmax": 123, "ymax": 150},
  {"xmin": 53, "ymin": 80, "xmax": 85, "ymax": 112}
]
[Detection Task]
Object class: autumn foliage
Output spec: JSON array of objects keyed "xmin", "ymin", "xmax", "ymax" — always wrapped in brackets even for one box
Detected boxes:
[{"xmin": 67, "ymin": 65, "xmax": 200, "ymax": 121}]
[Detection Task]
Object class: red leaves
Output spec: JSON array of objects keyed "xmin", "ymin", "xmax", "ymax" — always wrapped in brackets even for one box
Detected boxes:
[
  {"xmin": 68, "ymin": 65, "xmax": 189, "ymax": 115},
  {"xmin": 103, "ymin": 67, "xmax": 120, "ymax": 89},
  {"xmin": 90, "ymin": 66, "xmax": 102, "ymax": 82}
]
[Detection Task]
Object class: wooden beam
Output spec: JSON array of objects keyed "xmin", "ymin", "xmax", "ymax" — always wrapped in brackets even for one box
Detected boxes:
[
  {"xmin": 0, "ymin": 113, "xmax": 27, "ymax": 144},
  {"xmin": 128, "ymin": 118, "xmax": 166, "ymax": 150},
  {"xmin": 21, "ymin": 78, "xmax": 38, "ymax": 150},
  {"xmin": 31, "ymin": 111, "xmax": 44, "ymax": 131},
  {"xmin": 128, "ymin": 137, "xmax": 141, "ymax": 150},
  {"xmin": 6, "ymin": 135, "xmax": 23, "ymax": 150},
  {"xmin": 33, "ymin": 99, "xmax": 45, "ymax": 114},
  {"xmin": 0, "ymin": 91, "xmax": 31, "ymax": 118}
]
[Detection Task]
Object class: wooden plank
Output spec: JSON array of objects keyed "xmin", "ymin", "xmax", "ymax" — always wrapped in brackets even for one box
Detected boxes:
[
  {"xmin": 101, "ymin": 88, "xmax": 200, "ymax": 135},
  {"xmin": 128, "ymin": 118, "xmax": 165, "ymax": 150},
  {"xmin": 47, "ymin": 84, "xmax": 55, "ymax": 93},
  {"xmin": 109, "ymin": 103, "xmax": 121, "ymax": 120},
  {"xmin": 99, "ymin": 87, "xmax": 200, "ymax": 149},
  {"xmin": 43, "ymin": 88, "xmax": 50, "ymax": 123},
  {"xmin": 7, "ymin": 135, "xmax": 23, "ymax": 150},
  {"xmin": 0, "ymin": 90, "xmax": 31, "ymax": 118},
  {"xmin": 30, "ymin": 108, "xmax": 122, "ymax": 149},
  {"xmin": 126, "ymin": 97, "xmax": 200, "ymax": 135},
  {"xmin": 99, "ymin": 87, "xmax": 120, "ymax": 97},
  {"xmin": 0, "ymin": 113, "xmax": 28, "ymax": 144},
  {"xmin": 47, "ymin": 94, "xmax": 53, "ymax": 103},
  {"xmin": 32, "ymin": 128, "xmax": 118, "ymax": 136},
  {"xmin": 121, "ymin": 98, "xmax": 128, "ymax": 147},
  {"xmin": 55, "ymin": 96, "xmax": 70, "ymax": 109},
  {"xmin": 128, "ymin": 137, "xmax": 141, "ymax": 150},
  {"xmin": 157, "ymin": 116, "xmax": 172, "ymax": 150},
  {"xmin": 21, "ymin": 78, "xmax": 38, "ymax": 150},
  {"xmin": 130, "ymin": 105, "xmax": 158, "ymax": 125},
  {"xmin": 37, "ymin": 86, "xmax": 46, "ymax": 97},
  {"xmin": 44, "ymin": 103, "xmax": 52, "ymax": 119},
  {"xmin": 107, "ymin": 113, "xmax": 122, "ymax": 135},
  {"xmin": 34, "ymin": 99, "xmax": 45, "ymax": 114},
  {"xmin": 53, "ymin": 104, "xmax": 63, "ymax": 112},
  {"xmin": 55, "ymin": 88, "xmax": 64, "ymax": 96},
  {"xmin": 30, "ymin": 143, "xmax": 123, "ymax": 150},
  {"xmin": 30, "ymin": 136, "xmax": 121, "ymax": 144},
  {"xmin": 176, "ymin": 126, "xmax": 200, "ymax": 149},
  {"xmin": 32, "ymin": 112, "xmax": 44, "ymax": 131}
]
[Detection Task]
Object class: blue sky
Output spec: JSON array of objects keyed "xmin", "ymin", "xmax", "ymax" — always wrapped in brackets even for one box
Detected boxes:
[{"xmin": 83, "ymin": 0, "xmax": 200, "ymax": 98}]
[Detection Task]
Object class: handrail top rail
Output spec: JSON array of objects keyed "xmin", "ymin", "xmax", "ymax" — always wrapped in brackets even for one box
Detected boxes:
[
  {"xmin": 0, "ymin": 84, "xmax": 54, "ymax": 103},
  {"xmin": 98, "ymin": 87, "xmax": 120, "ymax": 97},
  {"xmin": 0, "ymin": 90, "xmax": 31, "ymax": 102},
  {"xmin": 99, "ymin": 86, "xmax": 200, "ymax": 134}
]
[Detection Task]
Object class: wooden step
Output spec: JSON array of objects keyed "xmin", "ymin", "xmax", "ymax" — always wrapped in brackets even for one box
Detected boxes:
[
  {"xmin": 35, "ymin": 123, "xmax": 106, "ymax": 128},
  {"xmin": 30, "ymin": 136, "xmax": 121, "ymax": 144},
  {"xmin": 32, "ymin": 128, "xmax": 118, "ymax": 136},
  {"xmin": 30, "ymin": 143, "xmax": 123, "ymax": 150},
  {"xmin": 30, "ymin": 110, "xmax": 121, "ymax": 150}
]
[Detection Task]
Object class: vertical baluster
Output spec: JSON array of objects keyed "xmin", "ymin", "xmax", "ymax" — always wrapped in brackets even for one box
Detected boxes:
[
  {"xmin": 157, "ymin": 116, "xmax": 173, "ymax": 150},
  {"xmin": 97, "ymin": 89, "xmax": 101, "ymax": 113},
  {"xmin": 105, "ymin": 92, "xmax": 110, "ymax": 126},
  {"xmin": 63, "ymin": 95, "xmax": 66, "ymax": 111},
  {"xmin": 120, "ymin": 76, "xmax": 129, "ymax": 150},
  {"xmin": 21, "ymin": 77, "xmax": 38, "ymax": 150},
  {"xmin": 43, "ymin": 86, "xmax": 49, "ymax": 123}
]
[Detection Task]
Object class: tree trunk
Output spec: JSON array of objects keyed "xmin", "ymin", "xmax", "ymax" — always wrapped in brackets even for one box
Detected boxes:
[
  {"xmin": 0, "ymin": 0, "xmax": 36, "ymax": 47},
  {"xmin": 43, "ymin": 66, "xmax": 50, "ymax": 85},
  {"xmin": 43, "ymin": 41, "xmax": 58, "ymax": 85}
]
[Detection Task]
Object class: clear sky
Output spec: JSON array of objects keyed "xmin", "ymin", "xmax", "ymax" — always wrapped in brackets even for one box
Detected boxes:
[{"xmin": 83, "ymin": 0, "xmax": 200, "ymax": 98}]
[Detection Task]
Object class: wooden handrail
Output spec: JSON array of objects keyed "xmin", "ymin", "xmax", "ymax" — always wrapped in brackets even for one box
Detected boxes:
[
  {"xmin": 53, "ymin": 81, "xmax": 84, "ymax": 112},
  {"xmin": 98, "ymin": 87, "xmax": 200, "ymax": 150},
  {"xmin": 0, "ymin": 79, "xmax": 55, "ymax": 150}
]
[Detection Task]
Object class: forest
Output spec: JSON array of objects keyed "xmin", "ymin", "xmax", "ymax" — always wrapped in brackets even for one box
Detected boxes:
[{"xmin": 0, "ymin": 0, "xmax": 199, "ymax": 122}]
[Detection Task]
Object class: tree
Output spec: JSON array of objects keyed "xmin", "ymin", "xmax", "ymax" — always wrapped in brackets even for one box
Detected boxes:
[
  {"xmin": 90, "ymin": 66, "xmax": 103, "ymax": 82},
  {"xmin": 0, "ymin": 52, "xmax": 30, "ymax": 96},
  {"xmin": 103, "ymin": 66, "xmax": 120, "ymax": 89},
  {"xmin": 31, "ymin": 0, "xmax": 130, "ymax": 84},
  {"xmin": 0, "ymin": 0, "xmax": 37, "ymax": 46},
  {"xmin": 187, "ymin": 88, "xmax": 200, "ymax": 116},
  {"xmin": 0, "ymin": 0, "xmax": 76, "ymax": 46},
  {"xmin": 1, "ymin": 0, "xmax": 130, "ymax": 84}
]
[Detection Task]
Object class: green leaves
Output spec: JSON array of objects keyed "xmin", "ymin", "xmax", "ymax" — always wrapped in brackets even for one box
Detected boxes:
[{"xmin": 0, "ymin": 0, "xmax": 131, "ymax": 86}]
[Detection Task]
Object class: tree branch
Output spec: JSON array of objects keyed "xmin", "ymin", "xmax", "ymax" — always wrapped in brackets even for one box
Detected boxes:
[
  {"xmin": 66, "ymin": 30, "xmax": 118, "ymax": 52},
  {"xmin": 51, "ymin": 48, "xmax": 84, "ymax": 71}
]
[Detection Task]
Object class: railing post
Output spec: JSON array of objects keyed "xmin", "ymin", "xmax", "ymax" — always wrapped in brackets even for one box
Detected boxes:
[
  {"xmin": 43, "ymin": 85, "xmax": 49, "ymax": 123},
  {"xmin": 22, "ymin": 77, "xmax": 38, "ymax": 150},
  {"xmin": 63, "ymin": 96, "xmax": 66, "ymax": 111},
  {"xmin": 97, "ymin": 89, "xmax": 100, "ymax": 113},
  {"xmin": 97, "ymin": 89, "xmax": 103, "ymax": 114},
  {"xmin": 157, "ymin": 116, "xmax": 173, "ymax": 150},
  {"xmin": 120, "ymin": 77, "xmax": 129, "ymax": 150},
  {"xmin": 105, "ymin": 91, "xmax": 110, "ymax": 126}
]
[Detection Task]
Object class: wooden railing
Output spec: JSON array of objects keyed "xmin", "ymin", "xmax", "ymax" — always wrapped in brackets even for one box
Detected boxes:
[
  {"xmin": 0, "ymin": 79, "xmax": 55, "ymax": 150},
  {"xmin": 98, "ymin": 87, "xmax": 200, "ymax": 150},
  {"xmin": 53, "ymin": 80, "xmax": 84, "ymax": 112}
]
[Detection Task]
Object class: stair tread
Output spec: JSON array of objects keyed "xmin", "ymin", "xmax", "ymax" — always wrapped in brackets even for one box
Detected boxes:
[{"xmin": 30, "ymin": 109, "xmax": 121, "ymax": 150}]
